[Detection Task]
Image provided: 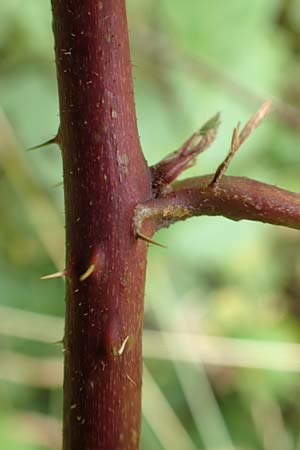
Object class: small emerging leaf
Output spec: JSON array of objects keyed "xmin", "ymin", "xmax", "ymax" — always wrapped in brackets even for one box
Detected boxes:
[{"xmin": 199, "ymin": 112, "xmax": 221, "ymax": 136}]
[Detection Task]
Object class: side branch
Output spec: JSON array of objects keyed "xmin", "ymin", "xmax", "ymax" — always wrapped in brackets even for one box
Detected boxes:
[
  {"xmin": 134, "ymin": 175, "xmax": 300, "ymax": 234},
  {"xmin": 150, "ymin": 113, "xmax": 220, "ymax": 196}
]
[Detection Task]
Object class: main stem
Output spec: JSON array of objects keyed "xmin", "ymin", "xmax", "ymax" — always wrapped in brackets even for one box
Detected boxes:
[{"xmin": 51, "ymin": 1, "xmax": 151, "ymax": 449}]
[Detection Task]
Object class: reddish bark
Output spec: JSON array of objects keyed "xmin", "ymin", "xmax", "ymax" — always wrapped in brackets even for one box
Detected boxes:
[
  {"xmin": 135, "ymin": 175, "xmax": 300, "ymax": 234},
  {"xmin": 51, "ymin": 1, "xmax": 151, "ymax": 449}
]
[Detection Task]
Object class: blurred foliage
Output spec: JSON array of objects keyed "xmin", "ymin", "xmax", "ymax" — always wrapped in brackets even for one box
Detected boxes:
[{"xmin": 1, "ymin": 0, "xmax": 300, "ymax": 449}]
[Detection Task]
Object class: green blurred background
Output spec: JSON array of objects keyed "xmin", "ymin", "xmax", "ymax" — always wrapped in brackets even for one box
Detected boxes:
[{"xmin": 1, "ymin": 0, "xmax": 300, "ymax": 449}]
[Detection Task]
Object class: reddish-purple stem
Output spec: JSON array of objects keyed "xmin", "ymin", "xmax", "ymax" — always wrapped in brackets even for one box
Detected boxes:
[
  {"xmin": 51, "ymin": 1, "xmax": 151, "ymax": 449},
  {"xmin": 135, "ymin": 175, "xmax": 300, "ymax": 233}
]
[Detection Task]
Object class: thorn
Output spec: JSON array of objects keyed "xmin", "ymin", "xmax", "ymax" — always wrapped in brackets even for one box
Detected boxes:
[
  {"xmin": 126, "ymin": 373, "xmax": 137, "ymax": 386},
  {"xmin": 27, "ymin": 127, "xmax": 61, "ymax": 151},
  {"xmin": 27, "ymin": 137, "xmax": 57, "ymax": 151},
  {"xmin": 79, "ymin": 264, "xmax": 95, "ymax": 282},
  {"xmin": 136, "ymin": 232, "xmax": 166, "ymax": 248},
  {"xmin": 40, "ymin": 270, "xmax": 65, "ymax": 280},
  {"xmin": 112, "ymin": 335, "xmax": 130, "ymax": 357},
  {"xmin": 117, "ymin": 335, "xmax": 130, "ymax": 356}
]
